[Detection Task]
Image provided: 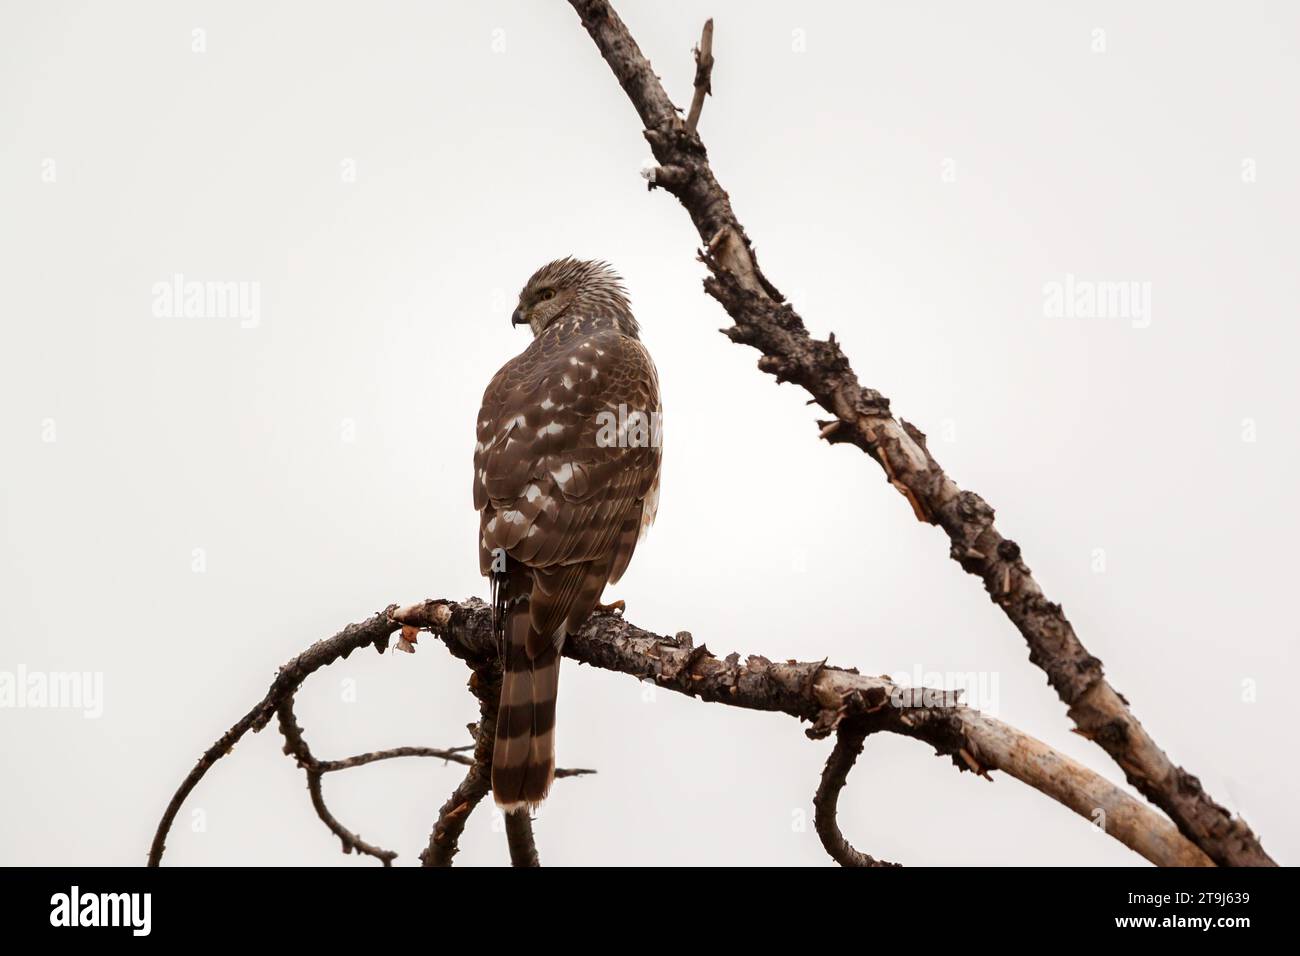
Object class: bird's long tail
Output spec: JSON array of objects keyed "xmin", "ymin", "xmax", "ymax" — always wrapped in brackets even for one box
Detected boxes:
[{"xmin": 492, "ymin": 571, "xmax": 560, "ymax": 811}]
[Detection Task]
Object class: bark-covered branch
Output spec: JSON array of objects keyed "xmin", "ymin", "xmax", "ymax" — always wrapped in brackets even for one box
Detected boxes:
[
  {"xmin": 394, "ymin": 598, "xmax": 1212, "ymax": 867},
  {"xmin": 277, "ymin": 696, "xmax": 402, "ymax": 865},
  {"xmin": 149, "ymin": 597, "xmax": 1211, "ymax": 866},
  {"xmin": 504, "ymin": 810, "xmax": 541, "ymax": 868},
  {"xmin": 564, "ymin": 0, "xmax": 1271, "ymax": 868},
  {"xmin": 147, "ymin": 605, "xmax": 587, "ymax": 868},
  {"xmin": 147, "ymin": 611, "xmax": 397, "ymax": 867},
  {"xmin": 684, "ymin": 17, "xmax": 713, "ymax": 132},
  {"xmin": 419, "ymin": 652, "xmax": 497, "ymax": 867},
  {"xmin": 813, "ymin": 721, "xmax": 899, "ymax": 867}
]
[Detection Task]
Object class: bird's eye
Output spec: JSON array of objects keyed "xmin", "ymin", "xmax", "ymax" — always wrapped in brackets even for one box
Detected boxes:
[{"xmin": 540, "ymin": 289, "xmax": 556, "ymax": 301}]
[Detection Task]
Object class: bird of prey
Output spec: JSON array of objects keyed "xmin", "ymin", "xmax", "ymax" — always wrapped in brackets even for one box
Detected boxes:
[{"xmin": 473, "ymin": 258, "xmax": 662, "ymax": 812}]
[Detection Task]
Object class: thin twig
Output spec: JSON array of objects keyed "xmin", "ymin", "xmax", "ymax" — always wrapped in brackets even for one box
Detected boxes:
[
  {"xmin": 685, "ymin": 18, "xmax": 713, "ymax": 132},
  {"xmin": 277, "ymin": 696, "xmax": 399, "ymax": 866},
  {"xmin": 147, "ymin": 607, "xmax": 400, "ymax": 866},
  {"xmin": 317, "ymin": 745, "xmax": 475, "ymax": 773}
]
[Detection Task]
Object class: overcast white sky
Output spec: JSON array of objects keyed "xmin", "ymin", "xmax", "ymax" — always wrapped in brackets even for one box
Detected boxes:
[{"xmin": 2, "ymin": 0, "xmax": 1297, "ymax": 866}]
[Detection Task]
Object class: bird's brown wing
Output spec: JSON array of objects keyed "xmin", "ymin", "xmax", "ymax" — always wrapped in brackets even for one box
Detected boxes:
[{"xmin": 474, "ymin": 326, "xmax": 661, "ymax": 656}]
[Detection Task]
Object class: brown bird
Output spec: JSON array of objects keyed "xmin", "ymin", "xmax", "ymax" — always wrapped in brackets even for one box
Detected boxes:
[{"xmin": 473, "ymin": 258, "xmax": 662, "ymax": 812}]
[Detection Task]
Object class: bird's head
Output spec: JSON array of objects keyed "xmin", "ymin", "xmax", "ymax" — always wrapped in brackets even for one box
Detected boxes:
[{"xmin": 512, "ymin": 257, "xmax": 636, "ymax": 337}]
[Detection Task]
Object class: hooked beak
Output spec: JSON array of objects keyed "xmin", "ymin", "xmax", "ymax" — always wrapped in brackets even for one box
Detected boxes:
[{"xmin": 511, "ymin": 307, "xmax": 526, "ymax": 327}]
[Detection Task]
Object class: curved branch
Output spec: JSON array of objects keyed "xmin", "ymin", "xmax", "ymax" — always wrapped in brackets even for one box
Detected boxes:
[
  {"xmin": 564, "ymin": 0, "xmax": 1270, "ymax": 868},
  {"xmin": 813, "ymin": 721, "xmax": 899, "ymax": 867},
  {"xmin": 148, "ymin": 602, "xmax": 592, "ymax": 867},
  {"xmin": 277, "ymin": 697, "xmax": 398, "ymax": 865},
  {"xmin": 147, "ymin": 608, "xmax": 399, "ymax": 867}
]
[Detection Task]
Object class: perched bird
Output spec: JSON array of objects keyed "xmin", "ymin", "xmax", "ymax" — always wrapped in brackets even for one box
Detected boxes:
[{"xmin": 473, "ymin": 258, "xmax": 662, "ymax": 812}]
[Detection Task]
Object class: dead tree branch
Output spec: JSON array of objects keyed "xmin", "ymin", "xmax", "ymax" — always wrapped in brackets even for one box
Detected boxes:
[
  {"xmin": 147, "ymin": 610, "xmax": 396, "ymax": 867},
  {"xmin": 813, "ymin": 721, "xmax": 899, "ymax": 867},
  {"xmin": 150, "ymin": 597, "xmax": 1211, "ymax": 866},
  {"xmin": 419, "ymin": 656, "xmax": 497, "ymax": 867},
  {"xmin": 505, "ymin": 811, "xmax": 542, "ymax": 868},
  {"xmin": 685, "ymin": 18, "xmax": 713, "ymax": 132},
  {"xmin": 146, "ymin": 605, "xmax": 588, "ymax": 868},
  {"xmin": 564, "ymin": 0, "xmax": 1271, "ymax": 867},
  {"xmin": 316, "ymin": 744, "xmax": 475, "ymax": 774},
  {"xmin": 277, "ymin": 696, "xmax": 400, "ymax": 865},
  {"xmin": 398, "ymin": 598, "xmax": 1211, "ymax": 867}
]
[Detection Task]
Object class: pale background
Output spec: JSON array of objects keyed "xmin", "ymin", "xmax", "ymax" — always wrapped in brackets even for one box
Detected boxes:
[{"xmin": 1, "ymin": 0, "xmax": 1296, "ymax": 866}]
